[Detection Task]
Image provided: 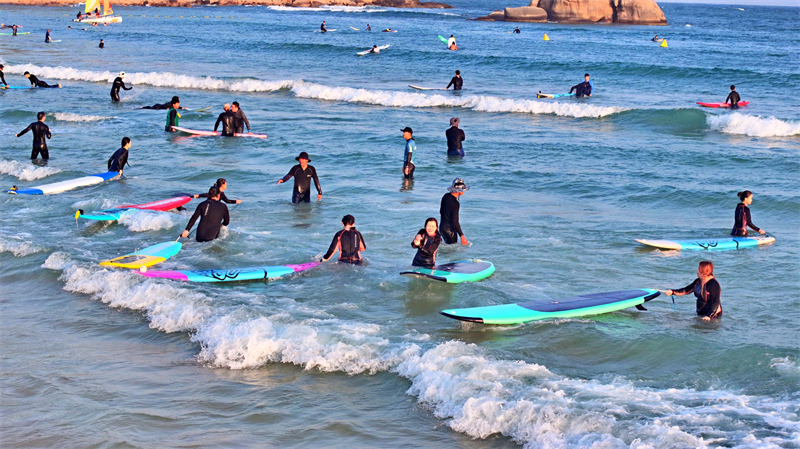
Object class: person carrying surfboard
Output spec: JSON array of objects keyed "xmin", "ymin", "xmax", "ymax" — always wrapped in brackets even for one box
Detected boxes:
[
  {"xmin": 276, "ymin": 152, "xmax": 322, "ymax": 203},
  {"xmin": 664, "ymin": 261, "xmax": 722, "ymax": 321},
  {"xmin": 446, "ymin": 117, "xmax": 465, "ymax": 157},
  {"xmin": 569, "ymin": 73, "xmax": 593, "ymax": 97},
  {"xmin": 165, "ymin": 98, "xmax": 181, "ymax": 132},
  {"xmin": 322, "ymin": 214, "xmax": 367, "ymax": 264},
  {"xmin": 193, "ymin": 178, "xmax": 241, "ymax": 205},
  {"xmin": 24, "ymin": 72, "xmax": 61, "ymax": 88},
  {"xmin": 411, "ymin": 217, "xmax": 442, "ymax": 268},
  {"xmin": 725, "ymin": 85, "xmax": 741, "ymax": 109},
  {"xmin": 15, "ymin": 112, "xmax": 51, "ymax": 160},
  {"xmin": 731, "ymin": 190, "xmax": 766, "ymax": 236},
  {"xmin": 440, "ymin": 178, "xmax": 469, "ymax": 245},
  {"xmin": 446, "ymin": 70, "xmax": 463, "ymax": 90},
  {"xmin": 110, "ymin": 72, "xmax": 132, "ymax": 102},
  {"xmin": 401, "ymin": 127, "xmax": 416, "ymax": 179},
  {"xmin": 213, "ymin": 104, "xmax": 237, "ymax": 136},
  {"xmin": 181, "ymin": 187, "xmax": 230, "ymax": 242},
  {"xmin": 107, "ymin": 137, "xmax": 131, "ymax": 175}
]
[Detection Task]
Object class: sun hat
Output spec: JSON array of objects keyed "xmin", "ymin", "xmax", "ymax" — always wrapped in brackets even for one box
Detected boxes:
[
  {"xmin": 449, "ymin": 117, "xmax": 459, "ymax": 126},
  {"xmin": 296, "ymin": 151, "xmax": 311, "ymax": 161},
  {"xmin": 119, "ymin": 71, "xmax": 126, "ymax": 77},
  {"xmin": 447, "ymin": 177, "xmax": 470, "ymax": 193}
]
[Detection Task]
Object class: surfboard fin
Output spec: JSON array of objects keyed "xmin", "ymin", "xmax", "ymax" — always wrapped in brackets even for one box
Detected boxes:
[{"xmin": 635, "ymin": 304, "xmax": 648, "ymax": 311}]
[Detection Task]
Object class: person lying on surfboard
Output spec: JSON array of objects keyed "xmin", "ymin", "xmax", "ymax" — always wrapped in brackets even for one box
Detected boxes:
[
  {"xmin": 368, "ymin": 45, "xmax": 380, "ymax": 54},
  {"xmin": 24, "ymin": 71, "xmax": 61, "ymax": 88},
  {"xmin": 140, "ymin": 96, "xmax": 188, "ymax": 110},
  {"xmin": 193, "ymin": 178, "xmax": 241, "ymax": 204},
  {"xmin": 664, "ymin": 261, "xmax": 722, "ymax": 321},
  {"xmin": 182, "ymin": 186, "xmax": 230, "ymax": 242},
  {"xmin": 731, "ymin": 190, "xmax": 765, "ymax": 236},
  {"xmin": 412, "ymin": 218, "xmax": 442, "ymax": 268},
  {"xmin": 725, "ymin": 85, "xmax": 741, "ymax": 109},
  {"xmin": 322, "ymin": 214, "xmax": 366, "ymax": 264},
  {"xmin": 446, "ymin": 70, "xmax": 462, "ymax": 90}
]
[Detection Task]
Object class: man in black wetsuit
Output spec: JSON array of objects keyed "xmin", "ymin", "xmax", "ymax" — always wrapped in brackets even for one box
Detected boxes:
[
  {"xmin": 140, "ymin": 96, "xmax": 187, "ymax": 110},
  {"xmin": 725, "ymin": 85, "xmax": 741, "ymax": 109},
  {"xmin": 231, "ymin": 101, "xmax": 250, "ymax": 134},
  {"xmin": 446, "ymin": 117, "xmax": 465, "ymax": 157},
  {"xmin": 99, "ymin": 39, "xmax": 104, "ymax": 48},
  {"xmin": 0, "ymin": 64, "xmax": 8, "ymax": 88},
  {"xmin": 15, "ymin": 112, "xmax": 51, "ymax": 160},
  {"xmin": 514, "ymin": 27, "xmax": 520, "ymax": 34},
  {"xmin": 107, "ymin": 137, "xmax": 131, "ymax": 175},
  {"xmin": 110, "ymin": 72, "xmax": 132, "ymax": 102},
  {"xmin": 569, "ymin": 73, "xmax": 593, "ymax": 97},
  {"xmin": 320, "ymin": 21, "xmax": 327, "ymax": 32},
  {"xmin": 446, "ymin": 70, "xmax": 463, "ymax": 90},
  {"xmin": 214, "ymin": 104, "xmax": 238, "ymax": 136},
  {"xmin": 440, "ymin": 178, "xmax": 469, "ymax": 245},
  {"xmin": 322, "ymin": 214, "xmax": 367, "ymax": 264},
  {"xmin": 24, "ymin": 71, "xmax": 61, "ymax": 88},
  {"xmin": 276, "ymin": 151, "xmax": 322, "ymax": 203},
  {"xmin": 165, "ymin": 98, "xmax": 181, "ymax": 132},
  {"xmin": 181, "ymin": 187, "xmax": 230, "ymax": 242}
]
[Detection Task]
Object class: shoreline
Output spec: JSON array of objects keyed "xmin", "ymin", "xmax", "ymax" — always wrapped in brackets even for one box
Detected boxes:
[{"xmin": 0, "ymin": 0, "xmax": 453, "ymax": 8}]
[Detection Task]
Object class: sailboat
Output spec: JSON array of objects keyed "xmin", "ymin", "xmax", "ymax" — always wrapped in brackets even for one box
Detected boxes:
[{"xmin": 74, "ymin": 0, "xmax": 122, "ymax": 24}]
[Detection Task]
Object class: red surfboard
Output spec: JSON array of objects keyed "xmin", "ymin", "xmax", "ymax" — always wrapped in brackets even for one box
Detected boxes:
[{"xmin": 697, "ymin": 101, "xmax": 750, "ymax": 108}]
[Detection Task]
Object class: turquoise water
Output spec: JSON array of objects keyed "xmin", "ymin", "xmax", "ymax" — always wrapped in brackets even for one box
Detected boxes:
[{"xmin": 1, "ymin": 2, "xmax": 799, "ymax": 447}]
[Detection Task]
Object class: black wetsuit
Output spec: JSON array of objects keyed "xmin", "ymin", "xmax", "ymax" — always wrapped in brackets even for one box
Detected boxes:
[
  {"xmin": 281, "ymin": 164, "xmax": 322, "ymax": 203},
  {"xmin": 320, "ymin": 23, "xmax": 327, "ymax": 32},
  {"xmin": 412, "ymin": 230, "xmax": 442, "ymax": 268},
  {"xmin": 439, "ymin": 193, "xmax": 464, "ymax": 244},
  {"xmin": 45, "ymin": 31, "xmax": 50, "ymax": 43},
  {"xmin": 0, "ymin": 69, "xmax": 7, "ymax": 87},
  {"xmin": 446, "ymin": 126, "xmax": 465, "ymax": 157},
  {"xmin": 107, "ymin": 147, "xmax": 129, "ymax": 172},
  {"xmin": 514, "ymin": 28, "xmax": 520, "ymax": 34},
  {"xmin": 28, "ymin": 74, "xmax": 57, "ymax": 88},
  {"xmin": 570, "ymin": 81, "xmax": 592, "ymax": 97},
  {"xmin": 232, "ymin": 109, "xmax": 250, "ymax": 134},
  {"xmin": 673, "ymin": 278, "xmax": 722, "ymax": 319},
  {"xmin": 726, "ymin": 91, "xmax": 741, "ymax": 109},
  {"xmin": 323, "ymin": 228, "xmax": 366, "ymax": 264},
  {"xmin": 731, "ymin": 203, "xmax": 760, "ymax": 236},
  {"xmin": 197, "ymin": 187, "xmax": 237, "ymax": 204},
  {"xmin": 165, "ymin": 107, "xmax": 179, "ymax": 132},
  {"xmin": 446, "ymin": 76, "xmax": 463, "ymax": 90},
  {"xmin": 17, "ymin": 121, "xmax": 51, "ymax": 159},
  {"xmin": 110, "ymin": 76, "xmax": 132, "ymax": 102},
  {"xmin": 214, "ymin": 110, "xmax": 238, "ymax": 136},
  {"xmin": 185, "ymin": 199, "xmax": 230, "ymax": 242},
  {"xmin": 99, "ymin": 41, "xmax": 104, "ymax": 48},
  {"xmin": 141, "ymin": 102, "xmax": 171, "ymax": 110}
]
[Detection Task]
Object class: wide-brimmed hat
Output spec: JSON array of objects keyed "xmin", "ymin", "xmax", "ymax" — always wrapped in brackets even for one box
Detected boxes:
[
  {"xmin": 447, "ymin": 177, "xmax": 470, "ymax": 193},
  {"xmin": 449, "ymin": 117, "xmax": 459, "ymax": 126},
  {"xmin": 119, "ymin": 71, "xmax": 126, "ymax": 77},
  {"xmin": 296, "ymin": 151, "xmax": 311, "ymax": 161},
  {"xmin": 400, "ymin": 127, "xmax": 413, "ymax": 134}
]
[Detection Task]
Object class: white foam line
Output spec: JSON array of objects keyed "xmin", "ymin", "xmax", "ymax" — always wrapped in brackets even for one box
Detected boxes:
[{"xmin": 707, "ymin": 112, "xmax": 800, "ymax": 137}]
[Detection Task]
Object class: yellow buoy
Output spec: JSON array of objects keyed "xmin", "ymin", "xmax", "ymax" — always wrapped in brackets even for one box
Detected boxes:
[
  {"xmin": 660, "ymin": 39, "xmax": 668, "ymax": 48},
  {"xmin": 543, "ymin": 33, "xmax": 550, "ymax": 41}
]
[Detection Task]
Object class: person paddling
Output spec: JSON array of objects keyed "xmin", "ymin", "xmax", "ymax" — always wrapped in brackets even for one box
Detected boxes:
[
  {"xmin": 24, "ymin": 71, "xmax": 61, "ymax": 88},
  {"xmin": 731, "ymin": 190, "xmax": 765, "ymax": 236},
  {"xmin": 411, "ymin": 217, "xmax": 443, "ymax": 268},
  {"xmin": 664, "ymin": 261, "xmax": 722, "ymax": 321},
  {"xmin": 15, "ymin": 112, "xmax": 51, "ymax": 160},
  {"xmin": 440, "ymin": 178, "xmax": 469, "ymax": 245},
  {"xmin": 181, "ymin": 187, "xmax": 230, "ymax": 242},
  {"xmin": 276, "ymin": 151, "xmax": 322, "ymax": 203},
  {"xmin": 140, "ymin": 96, "xmax": 187, "ymax": 110},
  {"xmin": 725, "ymin": 85, "xmax": 741, "ymax": 109},
  {"xmin": 322, "ymin": 214, "xmax": 366, "ymax": 264}
]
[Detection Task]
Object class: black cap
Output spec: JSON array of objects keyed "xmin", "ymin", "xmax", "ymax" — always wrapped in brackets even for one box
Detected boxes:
[
  {"xmin": 401, "ymin": 127, "xmax": 413, "ymax": 134},
  {"xmin": 296, "ymin": 151, "xmax": 311, "ymax": 161}
]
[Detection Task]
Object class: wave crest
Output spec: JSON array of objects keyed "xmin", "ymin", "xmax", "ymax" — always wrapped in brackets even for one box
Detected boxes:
[
  {"xmin": 707, "ymin": 113, "xmax": 800, "ymax": 137},
  {"xmin": 0, "ymin": 159, "xmax": 62, "ymax": 181}
]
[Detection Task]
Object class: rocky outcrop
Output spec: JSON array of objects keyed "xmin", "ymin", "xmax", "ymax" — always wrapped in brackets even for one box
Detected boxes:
[
  {"xmin": 613, "ymin": 0, "xmax": 667, "ymax": 25},
  {"xmin": 503, "ymin": 6, "xmax": 546, "ymax": 22},
  {"xmin": 0, "ymin": 0, "xmax": 452, "ymax": 8},
  {"xmin": 476, "ymin": 0, "xmax": 666, "ymax": 25},
  {"xmin": 536, "ymin": 0, "xmax": 612, "ymax": 22}
]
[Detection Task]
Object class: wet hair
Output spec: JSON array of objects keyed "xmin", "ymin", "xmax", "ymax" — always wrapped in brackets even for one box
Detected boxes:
[
  {"xmin": 698, "ymin": 260, "xmax": 714, "ymax": 277},
  {"xmin": 425, "ymin": 217, "xmax": 438, "ymax": 229},
  {"xmin": 171, "ymin": 96, "xmax": 180, "ymax": 103},
  {"xmin": 455, "ymin": 70, "xmax": 460, "ymax": 75},
  {"xmin": 730, "ymin": 85, "xmax": 736, "ymax": 90},
  {"xmin": 37, "ymin": 111, "xmax": 46, "ymax": 120},
  {"xmin": 121, "ymin": 136, "xmax": 131, "ymax": 147},
  {"xmin": 585, "ymin": 73, "xmax": 590, "ymax": 77},
  {"xmin": 208, "ymin": 187, "xmax": 220, "ymax": 198},
  {"xmin": 0, "ymin": 64, "xmax": 4, "ymax": 69},
  {"xmin": 215, "ymin": 178, "xmax": 227, "ymax": 188},
  {"xmin": 24, "ymin": 71, "xmax": 30, "ymax": 75},
  {"xmin": 232, "ymin": 101, "xmax": 240, "ymax": 108},
  {"xmin": 737, "ymin": 190, "xmax": 752, "ymax": 201},
  {"xmin": 342, "ymin": 214, "xmax": 355, "ymax": 226}
]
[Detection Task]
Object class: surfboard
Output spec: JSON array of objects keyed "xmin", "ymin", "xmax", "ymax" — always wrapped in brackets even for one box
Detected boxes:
[
  {"xmin": 172, "ymin": 126, "xmax": 268, "ymax": 139},
  {"xmin": 636, "ymin": 235, "xmax": 775, "ymax": 251},
  {"xmin": 400, "ymin": 259, "xmax": 495, "ymax": 284},
  {"xmin": 349, "ymin": 26, "xmax": 360, "ymax": 31},
  {"xmin": 138, "ymin": 261, "xmax": 320, "ymax": 283},
  {"xmin": 537, "ymin": 92, "xmax": 575, "ymax": 98},
  {"xmin": 47, "ymin": 39, "xmax": 62, "ymax": 43},
  {"xmin": 77, "ymin": 196, "xmax": 191, "ymax": 221},
  {"xmin": 0, "ymin": 32, "xmax": 31, "ymax": 35},
  {"xmin": 357, "ymin": 44, "xmax": 390, "ymax": 56},
  {"xmin": 99, "ymin": 241, "xmax": 182, "ymax": 269},
  {"xmin": 0, "ymin": 86, "xmax": 31, "ymax": 89},
  {"xmin": 438, "ymin": 35, "xmax": 448, "ymax": 44},
  {"xmin": 408, "ymin": 85, "xmax": 447, "ymax": 91},
  {"xmin": 314, "ymin": 29, "xmax": 337, "ymax": 32},
  {"xmin": 7, "ymin": 171, "xmax": 119, "ymax": 195},
  {"xmin": 441, "ymin": 289, "xmax": 661, "ymax": 325},
  {"xmin": 696, "ymin": 101, "xmax": 749, "ymax": 108},
  {"xmin": 194, "ymin": 106, "xmax": 213, "ymax": 112}
]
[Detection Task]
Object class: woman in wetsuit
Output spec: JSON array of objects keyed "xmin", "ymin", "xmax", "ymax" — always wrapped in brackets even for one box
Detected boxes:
[
  {"xmin": 665, "ymin": 261, "xmax": 721, "ymax": 321},
  {"xmin": 731, "ymin": 190, "xmax": 765, "ymax": 236},
  {"xmin": 411, "ymin": 217, "xmax": 442, "ymax": 268},
  {"xmin": 194, "ymin": 178, "xmax": 241, "ymax": 204}
]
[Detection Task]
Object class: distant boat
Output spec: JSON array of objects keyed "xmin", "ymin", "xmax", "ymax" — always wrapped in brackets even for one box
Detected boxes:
[{"xmin": 74, "ymin": 0, "xmax": 122, "ymax": 24}]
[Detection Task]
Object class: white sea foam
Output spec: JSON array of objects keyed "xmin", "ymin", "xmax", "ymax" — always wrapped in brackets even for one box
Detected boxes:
[
  {"xmin": 771, "ymin": 357, "xmax": 800, "ymax": 378},
  {"xmin": 0, "ymin": 159, "xmax": 62, "ymax": 181},
  {"xmin": 52, "ymin": 112, "xmax": 116, "ymax": 122},
  {"xmin": 707, "ymin": 112, "xmax": 800, "ymax": 137},
  {"xmin": 0, "ymin": 238, "xmax": 44, "ymax": 257},
  {"xmin": 117, "ymin": 210, "xmax": 180, "ymax": 232}
]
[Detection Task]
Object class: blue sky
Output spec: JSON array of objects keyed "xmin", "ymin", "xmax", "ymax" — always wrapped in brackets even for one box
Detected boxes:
[{"xmin": 660, "ymin": 0, "xmax": 799, "ymax": 6}]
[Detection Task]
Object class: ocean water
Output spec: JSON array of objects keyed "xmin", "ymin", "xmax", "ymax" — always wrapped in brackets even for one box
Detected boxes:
[{"xmin": 1, "ymin": 2, "xmax": 799, "ymax": 447}]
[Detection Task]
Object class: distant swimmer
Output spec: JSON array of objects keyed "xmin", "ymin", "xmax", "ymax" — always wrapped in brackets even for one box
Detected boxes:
[
  {"xmin": 382, "ymin": 28, "xmax": 396, "ymax": 32},
  {"xmin": 213, "ymin": 103, "xmax": 237, "ymax": 136},
  {"xmin": 446, "ymin": 117, "xmax": 465, "ymax": 157},
  {"xmin": 514, "ymin": 27, "xmax": 521, "ymax": 34},
  {"xmin": 651, "ymin": 35, "xmax": 660, "ymax": 41},
  {"xmin": 165, "ymin": 97, "xmax": 181, "ymax": 132},
  {"xmin": 440, "ymin": 178, "xmax": 469, "ymax": 245},
  {"xmin": 107, "ymin": 137, "xmax": 131, "ymax": 175},
  {"xmin": 193, "ymin": 178, "xmax": 241, "ymax": 204},
  {"xmin": 446, "ymin": 70, "xmax": 463, "ymax": 90},
  {"xmin": 366, "ymin": 24, "xmax": 371, "ymax": 31},
  {"xmin": 726, "ymin": 85, "xmax": 741, "ymax": 109},
  {"xmin": 320, "ymin": 21, "xmax": 327, "ymax": 32},
  {"xmin": 411, "ymin": 217, "xmax": 442, "ymax": 268},
  {"xmin": 24, "ymin": 71, "xmax": 61, "ymax": 88},
  {"xmin": 731, "ymin": 190, "xmax": 766, "ymax": 236},
  {"xmin": 110, "ymin": 71, "xmax": 132, "ymax": 102},
  {"xmin": 401, "ymin": 126, "xmax": 416, "ymax": 179},
  {"xmin": 276, "ymin": 151, "xmax": 322, "ymax": 203},
  {"xmin": 569, "ymin": 73, "xmax": 593, "ymax": 97},
  {"xmin": 99, "ymin": 39, "xmax": 104, "ymax": 48},
  {"xmin": 140, "ymin": 96, "xmax": 187, "ymax": 110},
  {"xmin": 0, "ymin": 64, "xmax": 7, "ymax": 88},
  {"xmin": 664, "ymin": 261, "xmax": 722, "ymax": 321},
  {"xmin": 231, "ymin": 101, "xmax": 250, "ymax": 134},
  {"xmin": 1, "ymin": 24, "xmax": 23, "ymax": 36},
  {"xmin": 322, "ymin": 214, "xmax": 367, "ymax": 264},
  {"xmin": 15, "ymin": 112, "xmax": 51, "ymax": 160},
  {"xmin": 447, "ymin": 34, "xmax": 456, "ymax": 47},
  {"xmin": 181, "ymin": 186, "xmax": 230, "ymax": 242}
]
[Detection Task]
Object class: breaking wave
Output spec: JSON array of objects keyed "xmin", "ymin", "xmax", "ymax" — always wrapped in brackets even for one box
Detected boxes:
[
  {"xmin": 707, "ymin": 113, "xmax": 800, "ymax": 137},
  {"xmin": 0, "ymin": 159, "xmax": 62, "ymax": 181}
]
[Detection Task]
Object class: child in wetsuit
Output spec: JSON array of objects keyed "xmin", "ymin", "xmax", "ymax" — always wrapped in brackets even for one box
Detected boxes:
[{"xmin": 411, "ymin": 217, "xmax": 442, "ymax": 268}]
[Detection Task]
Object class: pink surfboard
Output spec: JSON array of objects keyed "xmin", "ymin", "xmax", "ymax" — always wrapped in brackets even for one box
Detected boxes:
[{"xmin": 696, "ymin": 101, "xmax": 749, "ymax": 108}]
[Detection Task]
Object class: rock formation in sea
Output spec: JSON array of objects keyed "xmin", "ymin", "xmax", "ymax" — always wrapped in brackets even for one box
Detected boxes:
[{"xmin": 476, "ymin": 0, "xmax": 667, "ymax": 25}]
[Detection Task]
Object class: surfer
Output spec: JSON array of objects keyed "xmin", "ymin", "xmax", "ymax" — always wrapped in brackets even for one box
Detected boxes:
[
  {"xmin": 366, "ymin": 24, "xmax": 371, "ymax": 31},
  {"xmin": 446, "ymin": 117, "xmax": 465, "ymax": 157},
  {"xmin": 165, "ymin": 98, "xmax": 181, "ymax": 132},
  {"xmin": 382, "ymin": 28, "xmax": 394, "ymax": 32},
  {"xmin": 401, "ymin": 127, "xmax": 416, "ymax": 179},
  {"xmin": 140, "ymin": 96, "xmax": 187, "ymax": 110},
  {"xmin": 24, "ymin": 72, "xmax": 61, "ymax": 88},
  {"xmin": 213, "ymin": 104, "xmax": 237, "ymax": 136},
  {"xmin": 0, "ymin": 64, "xmax": 7, "ymax": 88},
  {"xmin": 446, "ymin": 70, "xmax": 462, "ymax": 90},
  {"xmin": 651, "ymin": 35, "xmax": 660, "ymax": 41},
  {"xmin": 320, "ymin": 21, "xmax": 327, "ymax": 33},
  {"xmin": 569, "ymin": 73, "xmax": 593, "ymax": 97},
  {"xmin": 665, "ymin": 261, "xmax": 722, "ymax": 321},
  {"xmin": 231, "ymin": 101, "xmax": 250, "ymax": 134},
  {"xmin": 725, "ymin": 85, "xmax": 741, "ymax": 109},
  {"xmin": 411, "ymin": 217, "xmax": 442, "ymax": 268},
  {"xmin": 731, "ymin": 190, "xmax": 765, "ymax": 236},
  {"xmin": 447, "ymin": 35, "xmax": 456, "ymax": 47},
  {"xmin": 322, "ymin": 214, "xmax": 366, "ymax": 264},
  {"xmin": 514, "ymin": 27, "xmax": 521, "ymax": 34},
  {"xmin": 193, "ymin": 178, "xmax": 241, "ymax": 204},
  {"xmin": 110, "ymin": 72, "xmax": 132, "ymax": 102},
  {"xmin": 276, "ymin": 152, "xmax": 322, "ymax": 203},
  {"xmin": 440, "ymin": 178, "xmax": 469, "ymax": 245},
  {"xmin": 99, "ymin": 39, "xmax": 104, "ymax": 48},
  {"xmin": 181, "ymin": 187, "xmax": 230, "ymax": 242},
  {"xmin": 15, "ymin": 112, "xmax": 51, "ymax": 160},
  {"xmin": 45, "ymin": 29, "xmax": 53, "ymax": 43},
  {"xmin": 369, "ymin": 45, "xmax": 380, "ymax": 54},
  {"xmin": 107, "ymin": 137, "xmax": 131, "ymax": 175}
]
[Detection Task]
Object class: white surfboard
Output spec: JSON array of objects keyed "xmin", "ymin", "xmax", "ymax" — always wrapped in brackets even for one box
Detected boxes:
[
  {"xmin": 409, "ymin": 85, "xmax": 447, "ymax": 91},
  {"xmin": 357, "ymin": 44, "xmax": 389, "ymax": 56}
]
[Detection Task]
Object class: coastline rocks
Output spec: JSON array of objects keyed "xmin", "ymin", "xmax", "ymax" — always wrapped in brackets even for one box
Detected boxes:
[
  {"xmin": 614, "ymin": 0, "xmax": 667, "ymax": 25},
  {"xmin": 537, "ymin": 0, "xmax": 613, "ymax": 23},
  {"xmin": 477, "ymin": 0, "xmax": 666, "ymax": 25},
  {"xmin": 503, "ymin": 6, "xmax": 547, "ymax": 22}
]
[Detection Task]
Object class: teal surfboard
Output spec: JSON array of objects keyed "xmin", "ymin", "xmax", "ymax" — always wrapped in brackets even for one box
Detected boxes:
[
  {"xmin": 438, "ymin": 35, "xmax": 448, "ymax": 44},
  {"xmin": 441, "ymin": 289, "xmax": 660, "ymax": 325},
  {"xmin": 636, "ymin": 235, "xmax": 775, "ymax": 251},
  {"xmin": 138, "ymin": 262, "xmax": 320, "ymax": 283},
  {"xmin": 537, "ymin": 92, "xmax": 575, "ymax": 98},
  {"xmin": 401, "ymin": 259, "xmax": 495, "ymax": 283}
]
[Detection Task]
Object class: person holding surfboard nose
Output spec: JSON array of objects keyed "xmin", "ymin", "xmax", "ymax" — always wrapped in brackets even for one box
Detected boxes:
[
  {"xmin": 322, "ymin": 214, "xmax": 366, "ymax": 264},
  {"xmin": 664, "ymin": 261, "xmax": 722, "ymax": 321},
  {"xmin": 446, "ymin": 70, "xmax": 462, "ymax": 90},
  {"xmin": 411, "ymin": 217, "xmax": 442, "ymax": 268},
  {"xmin": 440, "ymin": 178, "xmax": 469, "ymax": 245},
  {"xmin": 107, "ymin": 137, "xmax": 131, "ymax": 175},
  {"xmin": 731, "ymin": 190, "xmax": 765, "ymax": 236}
]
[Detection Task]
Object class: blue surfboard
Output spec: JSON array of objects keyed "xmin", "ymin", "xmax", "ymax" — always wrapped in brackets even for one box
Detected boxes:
[{"xmin": 636, "ymin": 236, "xmax": 775, "ymax": 251}]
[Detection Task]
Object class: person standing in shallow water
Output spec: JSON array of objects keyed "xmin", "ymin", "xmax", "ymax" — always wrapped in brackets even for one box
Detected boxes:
[
  {"xmin": 665, "ymin": 260, "xmax": 722, "ymax": 321},
  {"xmin": 439, "ymin": 178, "xmax": 469, "ymax": 245},
  {"xmin": 446, "ymin": 117, "xmax": 465, "ymax": 157},
  {"xmin": 276, "ymin": 151, "xmax": 322, "ymax": 203},
  {"xmin": 322, "ymin": 214, "xmax": 366, "ymax": 264},
  {"xmin": 15, "ymin": 112, "xmax": 51, "ymax": 160},
  {"xmin": 411, "ymin": 217, "xmax": 442, "ymax": 268},
  {"xmin": 731, "ymin": 190, "xmax": 766, "ymax": 236},
  {"xmin": 401, "ymin": 126, "xmax": 416, "ymax": 179}
]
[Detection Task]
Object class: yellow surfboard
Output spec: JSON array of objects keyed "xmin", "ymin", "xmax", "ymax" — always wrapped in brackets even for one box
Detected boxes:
[{"xmin": 99, "ymin": 241, "xmax": 182, "ymax": 269}]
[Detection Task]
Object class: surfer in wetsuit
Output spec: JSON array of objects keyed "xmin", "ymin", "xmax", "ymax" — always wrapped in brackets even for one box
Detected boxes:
[
  {"xmin": 140, "ymin": 96, "xmax": 187, "ymax": 110},
  {"xmin": 45, "ymin": 29, "xmax": 52, "ymax": 43},
  {"xmin": 366, "ymin": 24, "xmax": 371, "ymax": 31},
  {"xmin": 165, "ymin": 98, "xmax": 181, "ymax": 132},
  {"xmin": 99, "ymin": 39, "xmax": 104, "ymax": 48},
  {"xmin": 440, "ymin": 178, "xmax": 469, "ymax": 245},
  {"xmin": 320, "ymin": 21, "xmax": 327, "ymax": 32},
  {"xmin": 731, "ymin": 190, "xmax": 766, "ymax": 236},
  {"xmin": 569, "ymin": 73, "xmax": 593, "ymax": 97},
  {"xmin": 231, "ymin": 101, "xmax": 250, "ymax": 134},
  {"xmin": 214, "ymin": 103, "xmax": 238, "ymax": 136},
  {"xmin": 446, "ymin": 117, "xmax": 465, "ymax": 157},
  {"xmin": 0, "ymin": 64, "xmax": 7, "ymax": 88},
  {"xmin": 514, "ymin": 27, "xmax": 520, "ymax": 34},
  {"xmin": 15, "ymin": 112, "xmax": 51, "ymax": 160},
  {"xmin": 411, "ymin": 217, "xmax": 442, "ymax": 268},
  {"xmin": 322, "ymin": 214, "xmax": 367, "ymax": 264},
  {"xmin": 651, "ymin": 35, "xmax": 660, "ymax": 41},
  {"xmin": 665, "ymin": 261, "xmax": 722, "ymax": 321},
  {"xmin": 725, "ymin": 85, "xmax": 741, "ymax": 109},
  {"xmin": 110, "ymin": 72, "xmax": 132, "ymax": 102},
  {"xmin": 446, "ymin": 70, "xmax": 462, "ymax": 90},
  {"xmin": 369, "ymin": 45, "xmax": 380, "ymax": 54},
  {"xmin": 193, "ymin": 178, "xmax": 241, "ymax": 204},
  {"xmin": 24, "ymin": 71, "xmax": 61, "ymax": 88},
  {"xmin": 107, "ymin": 137, "xmax": 131, "ymax": 175},
  {"xmin": 401, "ymin": 127, "xmax": 416, "ymax": 179},
  {"xmin": 182, "ymin": 187, "xmax": 230, "ymax": 242},
  {"xmin": 276, "ymin": 151, "xmax": 322, "ymax": 203}
]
